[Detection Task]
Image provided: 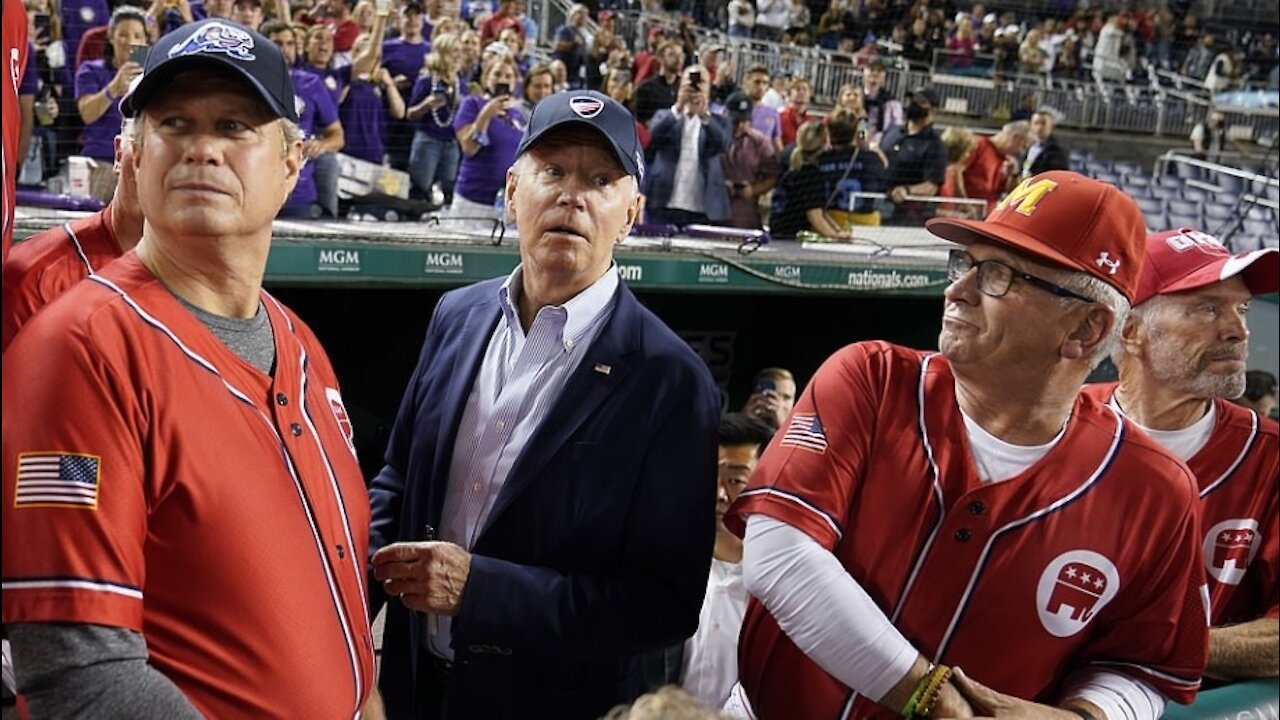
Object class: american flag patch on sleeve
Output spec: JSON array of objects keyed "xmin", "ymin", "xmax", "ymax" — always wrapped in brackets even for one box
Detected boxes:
[
  {"xmin": 14, "ymin": 453, "xmax": 101, "ymax": 509},
  {"xmin": 780, "ymin": 412, "xmax": 828, "ymax": 454}
]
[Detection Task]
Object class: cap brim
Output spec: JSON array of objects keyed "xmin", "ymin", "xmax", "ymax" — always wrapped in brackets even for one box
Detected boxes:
[
  {"xmin": 122, "ymin": 54, "xmax": 297, "ymax": 123},
  {"xmin": 926, "ymin": 216, "xmax": 1094, "ymax": 281},
  {"xmin": 1163, "ymin": 248, "xmax": 1280, "ymax": 297},
  {"xmin": 518, "ymin": 119, "xmax": 639, "ymax": 178}
]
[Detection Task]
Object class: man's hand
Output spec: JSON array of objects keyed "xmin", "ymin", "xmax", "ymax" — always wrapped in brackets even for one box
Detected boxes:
[
  {"xmin": 942, "ymin": 667, "xmax": 1081, "ymax": 719},
  {"xmin": 744, "ymin": 390, "xmax": 785, "ymax": 428},
  {"xmin": 372, "ymin": 541, "xmax": 472, "ymax": 616}
]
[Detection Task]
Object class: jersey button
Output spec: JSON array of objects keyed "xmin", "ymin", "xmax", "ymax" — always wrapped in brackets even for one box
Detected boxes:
[
  {"xmin": 954, "ymin": 528, "xmax": 972, "ymax": 542},
  {"xmin": 967, "ymin": 501, "xmax": 986, "ymax": 516},
  {"xmin": 290, "ymin": 423, "xmax": 303, "ymax": 436},
  {"xmin": 276, "ymin": 393, "xmax": 288, "ymax": 406}
]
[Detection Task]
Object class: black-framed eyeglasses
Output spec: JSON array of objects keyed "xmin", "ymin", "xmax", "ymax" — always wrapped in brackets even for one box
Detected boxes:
[{"xmin": 947, "ymin": 249, "xmax": 1095, "ymax": 303}]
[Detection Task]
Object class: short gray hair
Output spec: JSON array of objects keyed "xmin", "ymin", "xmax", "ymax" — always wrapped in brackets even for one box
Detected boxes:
[
  {"xmin": 1001, "ymin": 120, "xmax": 1032, "ymax": 141},
  {"xmin": 1109, "ymin": 293, "xmax": 1171, "ymax": 366},
  {"xmin": 1049, "ymin": 269, "xmax": 1130, "ymax": 369}
]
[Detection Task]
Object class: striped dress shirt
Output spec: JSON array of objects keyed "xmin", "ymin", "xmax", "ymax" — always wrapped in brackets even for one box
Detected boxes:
[{"xmin": 428, "ymin": 263, "xmax": 619, "ymax": 659}]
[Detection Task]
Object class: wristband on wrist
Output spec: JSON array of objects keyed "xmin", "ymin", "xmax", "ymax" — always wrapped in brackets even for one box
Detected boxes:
[
  {"xmin": 900, "ymin": 663, "xmax": 935, "ymax": 718},
  {"xmin": 911, "ymin": 664, "xmax": 953, "ymax": 719}
]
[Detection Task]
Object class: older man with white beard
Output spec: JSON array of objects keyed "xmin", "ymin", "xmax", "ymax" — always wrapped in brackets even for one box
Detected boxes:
[{"xmin": 1085, "ymin": 227, "xmax": 1279, "ymax": 682}]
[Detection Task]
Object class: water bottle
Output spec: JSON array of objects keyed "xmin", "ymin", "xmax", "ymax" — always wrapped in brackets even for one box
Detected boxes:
[{"xmin": 493, "ymin": 189, "xmax": 505, "ymax": 219}]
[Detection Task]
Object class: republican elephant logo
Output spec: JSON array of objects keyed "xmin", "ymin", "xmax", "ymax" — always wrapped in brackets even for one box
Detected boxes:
[
  {"xmin": 1036, "ymin": 550, "xmax": 1120, "ymax": 638},
  {"xmin": 1202, "ymin": 518, "xmax": 1261, "ymax": 586}
]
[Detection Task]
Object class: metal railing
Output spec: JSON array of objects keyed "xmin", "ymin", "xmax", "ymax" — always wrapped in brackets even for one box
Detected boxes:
[{"xmin": 1153, "ymin": 151, "xmax": 1280, "ymax": 210}]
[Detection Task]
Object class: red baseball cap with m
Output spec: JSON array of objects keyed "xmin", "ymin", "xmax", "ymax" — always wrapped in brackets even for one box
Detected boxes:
[
  {"xmin": 1133, "ymin": 228, "xmax": 1279, "ymax": 305},
  {"xmin": 926, "ymin": 171, "xmax": 1147, "ymax": 301}
]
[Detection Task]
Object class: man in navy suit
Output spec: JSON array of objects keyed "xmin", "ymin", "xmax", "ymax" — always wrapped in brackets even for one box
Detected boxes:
[{"xmin": 369, "ymin": 90, "xmax": 722, "ymax": 720}]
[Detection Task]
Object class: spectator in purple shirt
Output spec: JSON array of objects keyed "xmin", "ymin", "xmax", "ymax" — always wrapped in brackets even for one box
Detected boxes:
[
  {"xmin": 341, "ymin": 12, "xmax": 405, "ymax": 164},
  {"xmin": 407, "ymin": 31, "xmax": 464, "ymax": 204},
  {"xmin": 382, "ymin": 2, "xmax": 429, "ymax": 90},
  {"xmin": 263, "ymin": 20, "xmax": 345, "ymax": 217},
  {"xmin": 74, "ymin": 6, "xmax": 146, "ymax": 201},
  {"xmin": 450, "ymin": 53, "xmax": 524, "ymax": 231},
  {"xmin": 741, "ymin": 63, "xmax": 783, "ymax": 153}
]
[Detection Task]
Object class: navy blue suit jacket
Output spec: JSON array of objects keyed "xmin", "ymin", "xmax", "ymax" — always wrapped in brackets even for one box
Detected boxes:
[{"xmin": 369, "ymin": 276, "xmax": 720, "ymax": 719}]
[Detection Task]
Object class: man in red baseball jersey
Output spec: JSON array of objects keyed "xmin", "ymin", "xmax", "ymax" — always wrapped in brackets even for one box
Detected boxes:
[
  {"xmin": 1085, "ymin": 227, "xmax": 1278, "ymax": 681},
  {"xmin": 2, "ymin": 125, "xmax": 143, "ymax": 351},
  {"xmin": 727, "ymin": 171, "xmax": 1208, "ymax": 720},
  {"xmin": 2, "ymin": 20, "xmax": 374, "ymax": 717},
  {"xmin": 2, "ymin": 0, "xmax": 29, "ymax": 260}
]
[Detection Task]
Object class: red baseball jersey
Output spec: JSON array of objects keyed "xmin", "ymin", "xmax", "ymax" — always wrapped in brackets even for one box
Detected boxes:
[
  {"xmin": 2, "ymin": 0, "xmax": 29, "ymax": 260},
  {"xmin": 726, "ymin": 342, "xmax": 1208, "ymax": 720},
  {"xmin": 2, "ymin": 254, "xmax": 374, "ymax": 717},
  {"xmin": 2, "ymin": 210, "xmax": 124, "ymax": 352},
  {"xmin": 1086, "ymin": 384, "xmax": 1279, "ymax": 625}
]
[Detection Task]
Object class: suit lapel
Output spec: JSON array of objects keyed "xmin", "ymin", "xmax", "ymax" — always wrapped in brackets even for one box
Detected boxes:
[{"xmin": 479, "ymin": 282, "xmax": 642, "ymax": 534}]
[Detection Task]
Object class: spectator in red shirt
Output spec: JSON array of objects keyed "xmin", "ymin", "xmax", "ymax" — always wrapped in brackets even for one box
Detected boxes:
[
  {"xmin": 778, "ymin": 77, "xmax": 811, "ymax": 146},
  {"xmin": 960, "ymin": 120, "xmax": 1031, "ymax": 213},
  {"xmin": 319, "ymin": 0, "xmax": 359, "ymax": 53},
  {"xmin": 479, "ymin": 0, "xmax": 524, "ymax": 44}
]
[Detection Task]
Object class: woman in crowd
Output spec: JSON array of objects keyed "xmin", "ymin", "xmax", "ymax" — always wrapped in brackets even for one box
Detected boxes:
[
  {"xmin": 451, "ymin": 53, "xmax": 525, "ymax": 231},
  {"xmin": 520, "ymin": 62, "xmax": 554, "ymax": 117},
  {"xmin": 74, "ymin": 5, "xmax": 146, "ymax": 201},
  {"xmin": 830, "ymin": 82, "xmax": 867, "ymax": 124},
  {"xmin": 458, "ymin": 28, "xmax": 482, "ymax": 85},
  {"xmin": 946, "ymin": 15, "xmax": 978, "ymax": 70},
  {"xmin": 770, "ymin": 121, "xmax": 849, "ymax": 239},
  {"xmin": 407, "ymin": 31, "xmax": 465, "ymax": 205},
  {"xmin": 341, "ymin": 12, "xmax": 406, "ymax": 165}
]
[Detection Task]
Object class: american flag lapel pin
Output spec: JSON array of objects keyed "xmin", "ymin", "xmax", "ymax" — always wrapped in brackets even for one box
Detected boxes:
[{"xmin": 594, "ymin": 363, "xmax": 612, "ymax": 375}]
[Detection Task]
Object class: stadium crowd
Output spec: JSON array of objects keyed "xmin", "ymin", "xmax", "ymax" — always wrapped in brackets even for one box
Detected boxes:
[{"xmin": 12, "ymin": 0, "xmax": 1279, "ymax": 234}]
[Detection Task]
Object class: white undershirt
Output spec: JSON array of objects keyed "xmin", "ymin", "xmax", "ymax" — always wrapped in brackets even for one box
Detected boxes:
[
  {"xmin": 681, "ymin": 559, "xmax": 748, "ymax": 710},
  {"xmin": 961, "ymin": 409, "xmax": 1067, "ymax": 483},
  {"xmin": 1108, "ymin": 397, "xmax": 1216, "ymax": 462},
  {"xmin": 669, "ymin": 114, "xmax": 706, "ymax": 214}
]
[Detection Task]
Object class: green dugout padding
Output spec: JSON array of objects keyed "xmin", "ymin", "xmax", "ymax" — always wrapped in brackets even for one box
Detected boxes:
[{"xmin": 1164, "ymin": 679, "xmax": 1278, "ymax": 719}]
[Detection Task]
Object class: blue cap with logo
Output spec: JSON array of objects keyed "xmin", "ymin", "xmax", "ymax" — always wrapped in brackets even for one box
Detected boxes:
[
  {"xmin": 515, "ymin": 90, "xmax": 644, "ymax": 180},
  {"xmin": 121, "ymin": 19, "xmax": 298, "ymax": 123}
]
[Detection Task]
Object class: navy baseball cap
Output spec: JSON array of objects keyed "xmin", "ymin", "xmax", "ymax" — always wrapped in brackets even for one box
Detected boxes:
[
  {"xmin": 515, "ymin": 90, "xmax": 644, "ymax": 180},
  {"xmin": 121, "ymin": 19, "xmax": 298, "ymax": 123}
]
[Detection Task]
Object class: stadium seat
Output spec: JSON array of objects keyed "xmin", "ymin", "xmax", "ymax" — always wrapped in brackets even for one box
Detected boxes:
[
  {"xmin": 1094, "ymin": 172, "xmax": 1121, "ymax": 185},
  {"xmin": 1167, "ymin": 212, "xmax": 1201, "ymax": 229},
  {"xmin": 1211, "ymin": 192, "xmax": 1240, "ymax": 207},
  {"xmin": 1243, "ymin": 219, "xmax": 1274, "ymax": 236},
  {"xmin": 1086, "ymin": 160, "xmax": 1115, "ymax": 175},
  {"xmin": 1115, "ymin": 161, "xmax": 1144, "ymax": 176},
  {"xmin": 1212, "ymin": 174, "xmax": 1243, "ymax": 194},
  {"xmin": 1134, "ymin": 197, "xmax": 1165, "ymax": 215},
  {"xmin": 1203, "ymin": 204, "xmax": 1236, "ymax": 221},
  {"xmin": 1265, "ymin": 237, "xmax": 1279, "ymax": 249},
  {"xmin": 1229, "ymin": 235, "xmax": 1263, "ymax": 253},
  {"xmin": 1167, "ymin": 199, "xmax": 1203, "ymax": 216},
  {"xmin": 1125, "ymin": 174, "xmax": 1151, "ymax": 187},
  {"xmin": 1181, "ymin": 186, "xmax": 1211, "ymax": 203},
  {"xmin": 1174, "ymin": 164, "xmax": 1203, "ymax": 182},
  {"xmin": 1154, "ymin": 174, "xmax": 1184, "ymax": 189},
  {"xmin": 1148, "ymin": 185, "xmax": 1179, "ymax": 200},
  {"xmin": 1145, "ymin": 212, "xmax": 1168, "ymax": 230}
]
